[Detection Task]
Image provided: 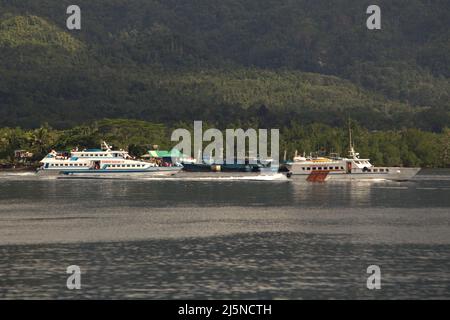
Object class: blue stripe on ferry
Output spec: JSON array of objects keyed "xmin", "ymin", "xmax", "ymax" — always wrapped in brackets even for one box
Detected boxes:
[{"xmin": 61, "ymin": 169, "xmax": 178, "ymax": 174}]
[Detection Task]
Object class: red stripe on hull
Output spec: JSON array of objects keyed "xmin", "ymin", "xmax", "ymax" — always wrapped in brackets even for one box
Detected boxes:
[{"xmin": 307, "ymin": 170, "xmax": 330, "ymax": 182}]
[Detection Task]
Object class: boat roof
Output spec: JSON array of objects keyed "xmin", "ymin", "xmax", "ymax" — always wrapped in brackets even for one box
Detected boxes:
[{"xmin": 146, "ymin": 149, "xmax": 185, "ymax": 158}]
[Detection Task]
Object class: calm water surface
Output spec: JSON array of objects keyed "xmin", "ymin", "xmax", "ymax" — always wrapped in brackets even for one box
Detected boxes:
[{"xmin": 0, "ymin": 169, "xmax": 449, "ymax": 299}]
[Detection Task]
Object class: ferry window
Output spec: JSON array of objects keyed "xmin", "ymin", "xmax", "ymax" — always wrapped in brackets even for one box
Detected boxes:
[
  {"xmin": 374, "ymin": 169, "xmax": 378, "ymax": 172},
  {"xmin": 312, "ymin": 167, "xmax": 316, "ymax": 170},
  {"xmin": 386, "ymin": 169, "xmax": 389, "ymax": 172},
  {"xmin": 380, "ymin": 169, "xmax": 384, "ymax": 172},
  {"xmin": 340, "ymin": 166, "xmax": 344, "ymax": 170},
  {"xmin": 307, "ymin": 167, "xmax": 311, "ymax": 170},
  {"xmin": 335, "ymin": 166, "xmax": 339, "ymax": 170},
  {"xmin": 302, "ymin": 167, "xmax": 305, "ymax": 170}
]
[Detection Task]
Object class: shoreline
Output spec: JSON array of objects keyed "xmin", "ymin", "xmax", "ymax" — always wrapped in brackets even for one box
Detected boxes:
[{"xmin": 0, "ymin": 166, "xmax": 38, "ymax": 172}]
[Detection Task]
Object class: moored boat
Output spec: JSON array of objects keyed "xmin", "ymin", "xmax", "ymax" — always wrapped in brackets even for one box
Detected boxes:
[
  {"xmin": 286, "ymin": 151, "xmax": 420, "ymax": 182},
  {"xmin": 37, "ymin": 142, "xmax": 182, "ymax": 177},
  {"xmin": 285, "ymin": 128, "xmax": 421, "ymax": 182}
]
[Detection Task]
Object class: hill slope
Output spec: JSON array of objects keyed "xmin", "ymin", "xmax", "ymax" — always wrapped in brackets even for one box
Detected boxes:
[{"xmin": 0, "ymin": 0, "xmax": 449, "ymax": 130}]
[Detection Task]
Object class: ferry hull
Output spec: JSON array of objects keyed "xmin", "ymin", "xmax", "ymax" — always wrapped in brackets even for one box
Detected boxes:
[
  {"xmin": 37, "ymin": 167, "xmax": 182, "ymax": 177},
  {"xmin": 290, "ymin": 167, "xmax": 421, "ymax": 182}
]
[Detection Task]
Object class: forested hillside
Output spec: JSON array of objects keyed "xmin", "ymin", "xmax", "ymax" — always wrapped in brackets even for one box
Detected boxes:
[
  {"xmin": 0, "ymin": 1, "xmax": 449, "ymax": 165},
  {"xmin": 1, "ymin": 119, "xmax": 449, "ymax": 167},
  {"xmin": 0, "ymin": 0, "xmax": 449, "ymax": 129}
]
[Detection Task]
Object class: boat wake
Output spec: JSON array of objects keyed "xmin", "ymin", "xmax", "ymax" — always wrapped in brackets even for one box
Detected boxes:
[
  {"xmin": 57, "ymin": 173, "xmax": 290, "ymax": 182},
  {"xmin": 155, "ymin": 173, "xmax": 290, "ymax": 182}
]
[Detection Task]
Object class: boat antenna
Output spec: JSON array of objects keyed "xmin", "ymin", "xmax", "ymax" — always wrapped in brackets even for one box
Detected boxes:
[
  {"xmin": 347, "ymin": 119, "xmax": 359, "ymax": 159},
  {"xmin": 102, "ymin": 141, "xmax": 112, "ymax": 152},
  {"xmin": 348, "ymin": 118, "xmax": 353, "ymax": 150}
]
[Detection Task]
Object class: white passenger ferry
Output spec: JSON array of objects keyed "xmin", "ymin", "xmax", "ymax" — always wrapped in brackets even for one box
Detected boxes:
[
  {"xmin": 37, "ymin": 142, "xmax": 182, "ymax": 177},
  {"xmin": 286, "ymin": 133, "xmax": 420, "ymax": 182}
]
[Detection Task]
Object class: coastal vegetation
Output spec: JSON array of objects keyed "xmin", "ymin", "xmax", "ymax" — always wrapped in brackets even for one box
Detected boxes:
[
  {"xmin": 0, "ymin": 1, "xmax": 449, "ymax": 167},
  {"xmin": 0, "ymin": 119, "xmax": 448, "ymax": 168}
]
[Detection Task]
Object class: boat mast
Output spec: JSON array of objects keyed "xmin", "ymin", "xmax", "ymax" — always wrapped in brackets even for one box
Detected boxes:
[
  {"xmin": 347, "ymin": 119, "xmax": 357, "ymax": 159},
  {"xmin": 348, "ymin": 119, "xmax": 353, "ymax": 150}
]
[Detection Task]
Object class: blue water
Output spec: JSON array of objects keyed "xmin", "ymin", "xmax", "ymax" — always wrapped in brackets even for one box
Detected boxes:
[{"xmin": 0, "ymin": 169, "xmax": 449, "ymax": 299}]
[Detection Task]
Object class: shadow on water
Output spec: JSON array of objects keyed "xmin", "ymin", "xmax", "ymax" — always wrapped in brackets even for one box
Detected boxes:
[
  {"xmin": 1, "ymin": 232, "xmax": 449, "ymax": 299},
  {"xmin": 1, "ymin": 170, "xmax": 450, "ymax": 208},
  {"xmin": 0, "ymin": 169, "xmax": 449, "ymax": 299}
]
